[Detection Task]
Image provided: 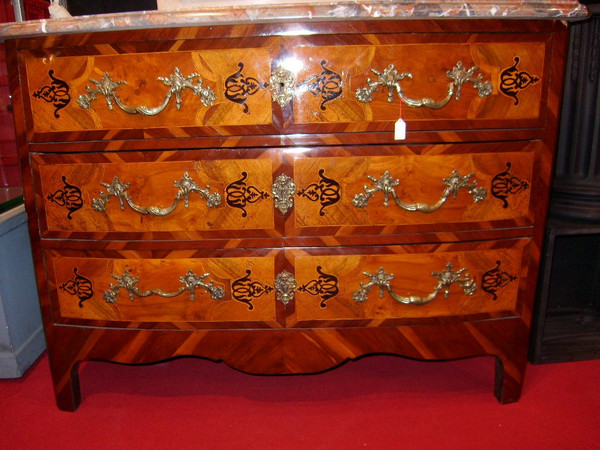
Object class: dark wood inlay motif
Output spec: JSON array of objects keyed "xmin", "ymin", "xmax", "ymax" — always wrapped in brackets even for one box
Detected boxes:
[
  {"xmin": 491, "ymin": 162, "xmax": 529, "ymax": 208},
  {"xmin": 59, "ymin": 268, "xmax": 94, "ymax": 308},
  {"xmin": 231, "ymin": 269, "xmax": 274, "ymax": 310},
  {"xmin": 500, "ymin": 57, "xmax": 539, "ymax": 105},
  {"xmin": 297, "ymin": 169, "xmax": 341, "ymax": 216},
  {"xmin": 224, "ymin": 62, "xmax": 267, "ymax": 113},
  {"xmin": 47, "ymin": 176, "xmax": 83, "ymax": 219},
  {"xmin": 33, "ymin": 70, "xmax": 71, "ymax": 118},
  {"xmin": 299, "ymin": 60, "xmax": 343, "ymax": 111},
  {"xmin": 482, "ymin": 260, "xmax": 517, "ymax": 300},
  {"xmin": 297, "ymin": 266, "xmax": 340, "ymax": 308},
  {"xmin": 226, "ymin": 172, "xmax": 270, "ymax": 217}
]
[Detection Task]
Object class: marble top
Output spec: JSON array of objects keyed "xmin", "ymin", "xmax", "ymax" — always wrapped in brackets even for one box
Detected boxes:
[{"xmin": 0, "ymin": 0, "xmax": 589, "ymax": 40}]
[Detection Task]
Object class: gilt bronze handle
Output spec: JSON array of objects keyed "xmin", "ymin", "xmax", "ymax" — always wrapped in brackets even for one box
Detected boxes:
[
  {"xmin": 355, "ymin": 61, "xmax": 493, "ymax": 108},
  {"xmin": 104, "ymin": 269, "xmax": 225, "ymax": 303},
  {"xmin": 92, "ymin": 172, "xmax": 221, "ymax": 216},
  {"xmin": 352, "ymin": 169, "xmax": 486, "ymax": 212},
  {"xmin": 353, "ymin": 262, "xmax": 477, "ymax": 305},
  {"xmin": 77, "ymin": 67, "xmax": 216, "ymax": 115}
]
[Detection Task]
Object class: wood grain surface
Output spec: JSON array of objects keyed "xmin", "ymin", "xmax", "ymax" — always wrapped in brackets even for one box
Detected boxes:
[
  {"xmin": 4, "ymin": 18, "xmax": 569, "ymax": 410},
  {"xmin": 17, "ymin": 23, "xmax": 552, "ymax": 143}
]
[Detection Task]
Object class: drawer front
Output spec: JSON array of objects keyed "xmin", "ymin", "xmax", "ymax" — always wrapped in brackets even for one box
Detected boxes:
[
  {"xmin": 291, "ymin": 142, "xmax": 536, "ymax": 235},
  {"xmin": 46, "ymin": 250, "xmax": 280, "ymax": 328},
  {"xmin": 34, "ymin": 153, "xmax": 278, "ymax": 239},
  {"xmin": 26, "ymin": 48, "xmax": 275, "ymax": 140},
  {"xmin": 34, "ymin": 142, "xmax": 535, "ymax": 239},
  {"xmin": 291, "ymin": 36, "xmax": 548, "ymax": 131},
  {"xmin": 289, "ymin": 240, "xmax": 529, "ymax": 326},
  {"xmin": 46, "ymin": 241, "xmax": 527, "ymax": 328},
  {"xmin": 22, "ymin": 32, "xmax": 550, "ymax": 142}
]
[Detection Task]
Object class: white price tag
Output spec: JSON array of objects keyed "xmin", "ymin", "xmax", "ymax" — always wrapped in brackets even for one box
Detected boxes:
[{"xmin": 394, "ymin": 118, "xmax": 406, "ymax": 140}]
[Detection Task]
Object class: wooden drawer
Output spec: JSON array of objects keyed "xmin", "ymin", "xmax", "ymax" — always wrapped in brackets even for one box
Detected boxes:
[
  {"xmin": 33, "ymin": 152, "xmax": 278, "ymax": 240},
  {"xmin": 33, "ymin": 142, "xmax": 536, "ymax": 240},
  {"xmin": 291, "ymin": 143, "xmax": 536, "ymax": 235},
  {"xmin": 45, "ymin": 239, "xmax": 527, "ymax": 328},
  {"xmin": 22, "ymin": 31, "xmax": 550, "ymax": 142},
  {"xmin": 25, "ymin": 47, "xmax": 276, "ymax": 140},
  {"xmin": 46, "ymin": 249, "xmax": 280, "ymax": 328},
  {"xmin": 290, "ymin": 240, "xmax": 529, "ymax": 326},
  {"xmin": 291, "ymin": 35, "xmax": 548, "ymax": 131}
]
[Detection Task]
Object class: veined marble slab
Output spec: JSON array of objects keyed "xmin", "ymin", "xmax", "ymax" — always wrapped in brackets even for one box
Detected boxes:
[{"xmin": 0, "ymin": 0, "xmax": 589, "ymax": 39}]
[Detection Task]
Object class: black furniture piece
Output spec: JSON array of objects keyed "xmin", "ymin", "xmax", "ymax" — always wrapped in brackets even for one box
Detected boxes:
[{"xmin": 530, "ymin": 1, "xmax": 600, "ymax": 363}]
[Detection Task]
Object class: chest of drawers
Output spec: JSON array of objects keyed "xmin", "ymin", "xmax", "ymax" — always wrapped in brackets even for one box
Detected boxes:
[{"xmin": 4, "ymin": 12, "xmax": 577, "ymax": 410}]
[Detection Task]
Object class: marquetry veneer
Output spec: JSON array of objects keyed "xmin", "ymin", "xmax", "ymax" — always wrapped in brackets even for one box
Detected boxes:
[{"xmin": 6, "ymin": 19, "xmax": 568, "ymax": 410}]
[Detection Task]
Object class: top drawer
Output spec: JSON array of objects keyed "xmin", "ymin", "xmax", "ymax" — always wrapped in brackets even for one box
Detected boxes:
[{"xmin": 19, "ymin": 29, "xmax": 552, "ymax": 144}]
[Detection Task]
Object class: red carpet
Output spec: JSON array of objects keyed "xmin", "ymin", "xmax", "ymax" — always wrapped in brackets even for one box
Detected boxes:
[{"xmin": 1, "ymin": 353, "xmax": 598, "ymax": 449}]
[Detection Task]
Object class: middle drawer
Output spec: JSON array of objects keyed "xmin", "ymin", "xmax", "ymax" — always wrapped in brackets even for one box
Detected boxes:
[{"xmin": 33, "ymin": 142, "xmax": 536, "ymax": 240}]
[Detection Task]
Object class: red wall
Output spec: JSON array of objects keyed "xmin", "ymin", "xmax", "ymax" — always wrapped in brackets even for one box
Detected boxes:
[
  {"xmin": 0, "ymin": 44, "xmax": 20, "ymax": 187},
  {"xmin": 0, "ymin": 1, "xmax": 19, "ymax": 187},
  {"xmin": 1, "ymin": 1, "xmax": 51, "ymax": 186}
]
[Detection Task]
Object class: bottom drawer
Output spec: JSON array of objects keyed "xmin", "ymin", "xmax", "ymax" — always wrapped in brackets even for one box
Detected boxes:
[
  {"xmin": 290, "ymin": 241, "xmax": 528, "ymax": 326},
  {"xmin": 46, "ymin": 251, "xmax": 280, "ymax": 327},
  {"xmin": 45, "ymin": 239, "xmax": 529, "ymax": 328}
]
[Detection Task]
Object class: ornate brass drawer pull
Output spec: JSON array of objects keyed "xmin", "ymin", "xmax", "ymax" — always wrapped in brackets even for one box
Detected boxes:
[
  {"xmin": 104, "ymin": 269, "xmax": 225, "ymax": 303},
  {"xmin": 92, "ymin": 172, "xmax": 222, "ymax": 216},
  {"xmin": 355, "ymin": 62, "xmax": 493, "ymax": 108},
  {"xmin": 352, "ymin": 169, "xmax": 486, "ymax": 212},
  {"xmin": 353, "ymin": 262, "xmax": 477, "ymax": 305},
  {"xmin": 77, "ymin": 67, "xmax": 216, "ymax": 115}
]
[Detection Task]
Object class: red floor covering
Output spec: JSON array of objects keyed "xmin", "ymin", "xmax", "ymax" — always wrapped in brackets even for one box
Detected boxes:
[{"xmin": 1, "ymin": 353, "xmax": 598, "ymax": 449}]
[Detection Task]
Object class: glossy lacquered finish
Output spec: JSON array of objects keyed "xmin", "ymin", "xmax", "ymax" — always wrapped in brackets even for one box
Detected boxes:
[
  {"xmin": 5, "ymin": 19, "xmax": 569, "ymax": 410},
  {"xmin": 46, "ymin": 240, "xmax": 527, "ymax": 325},
  {"xmin": 33, "ymin": 143, "xmax": 535, "ymax": 240},
  {"xmin": 22, "ymin": 31, "xmax": 550, "ymax": 142}
]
